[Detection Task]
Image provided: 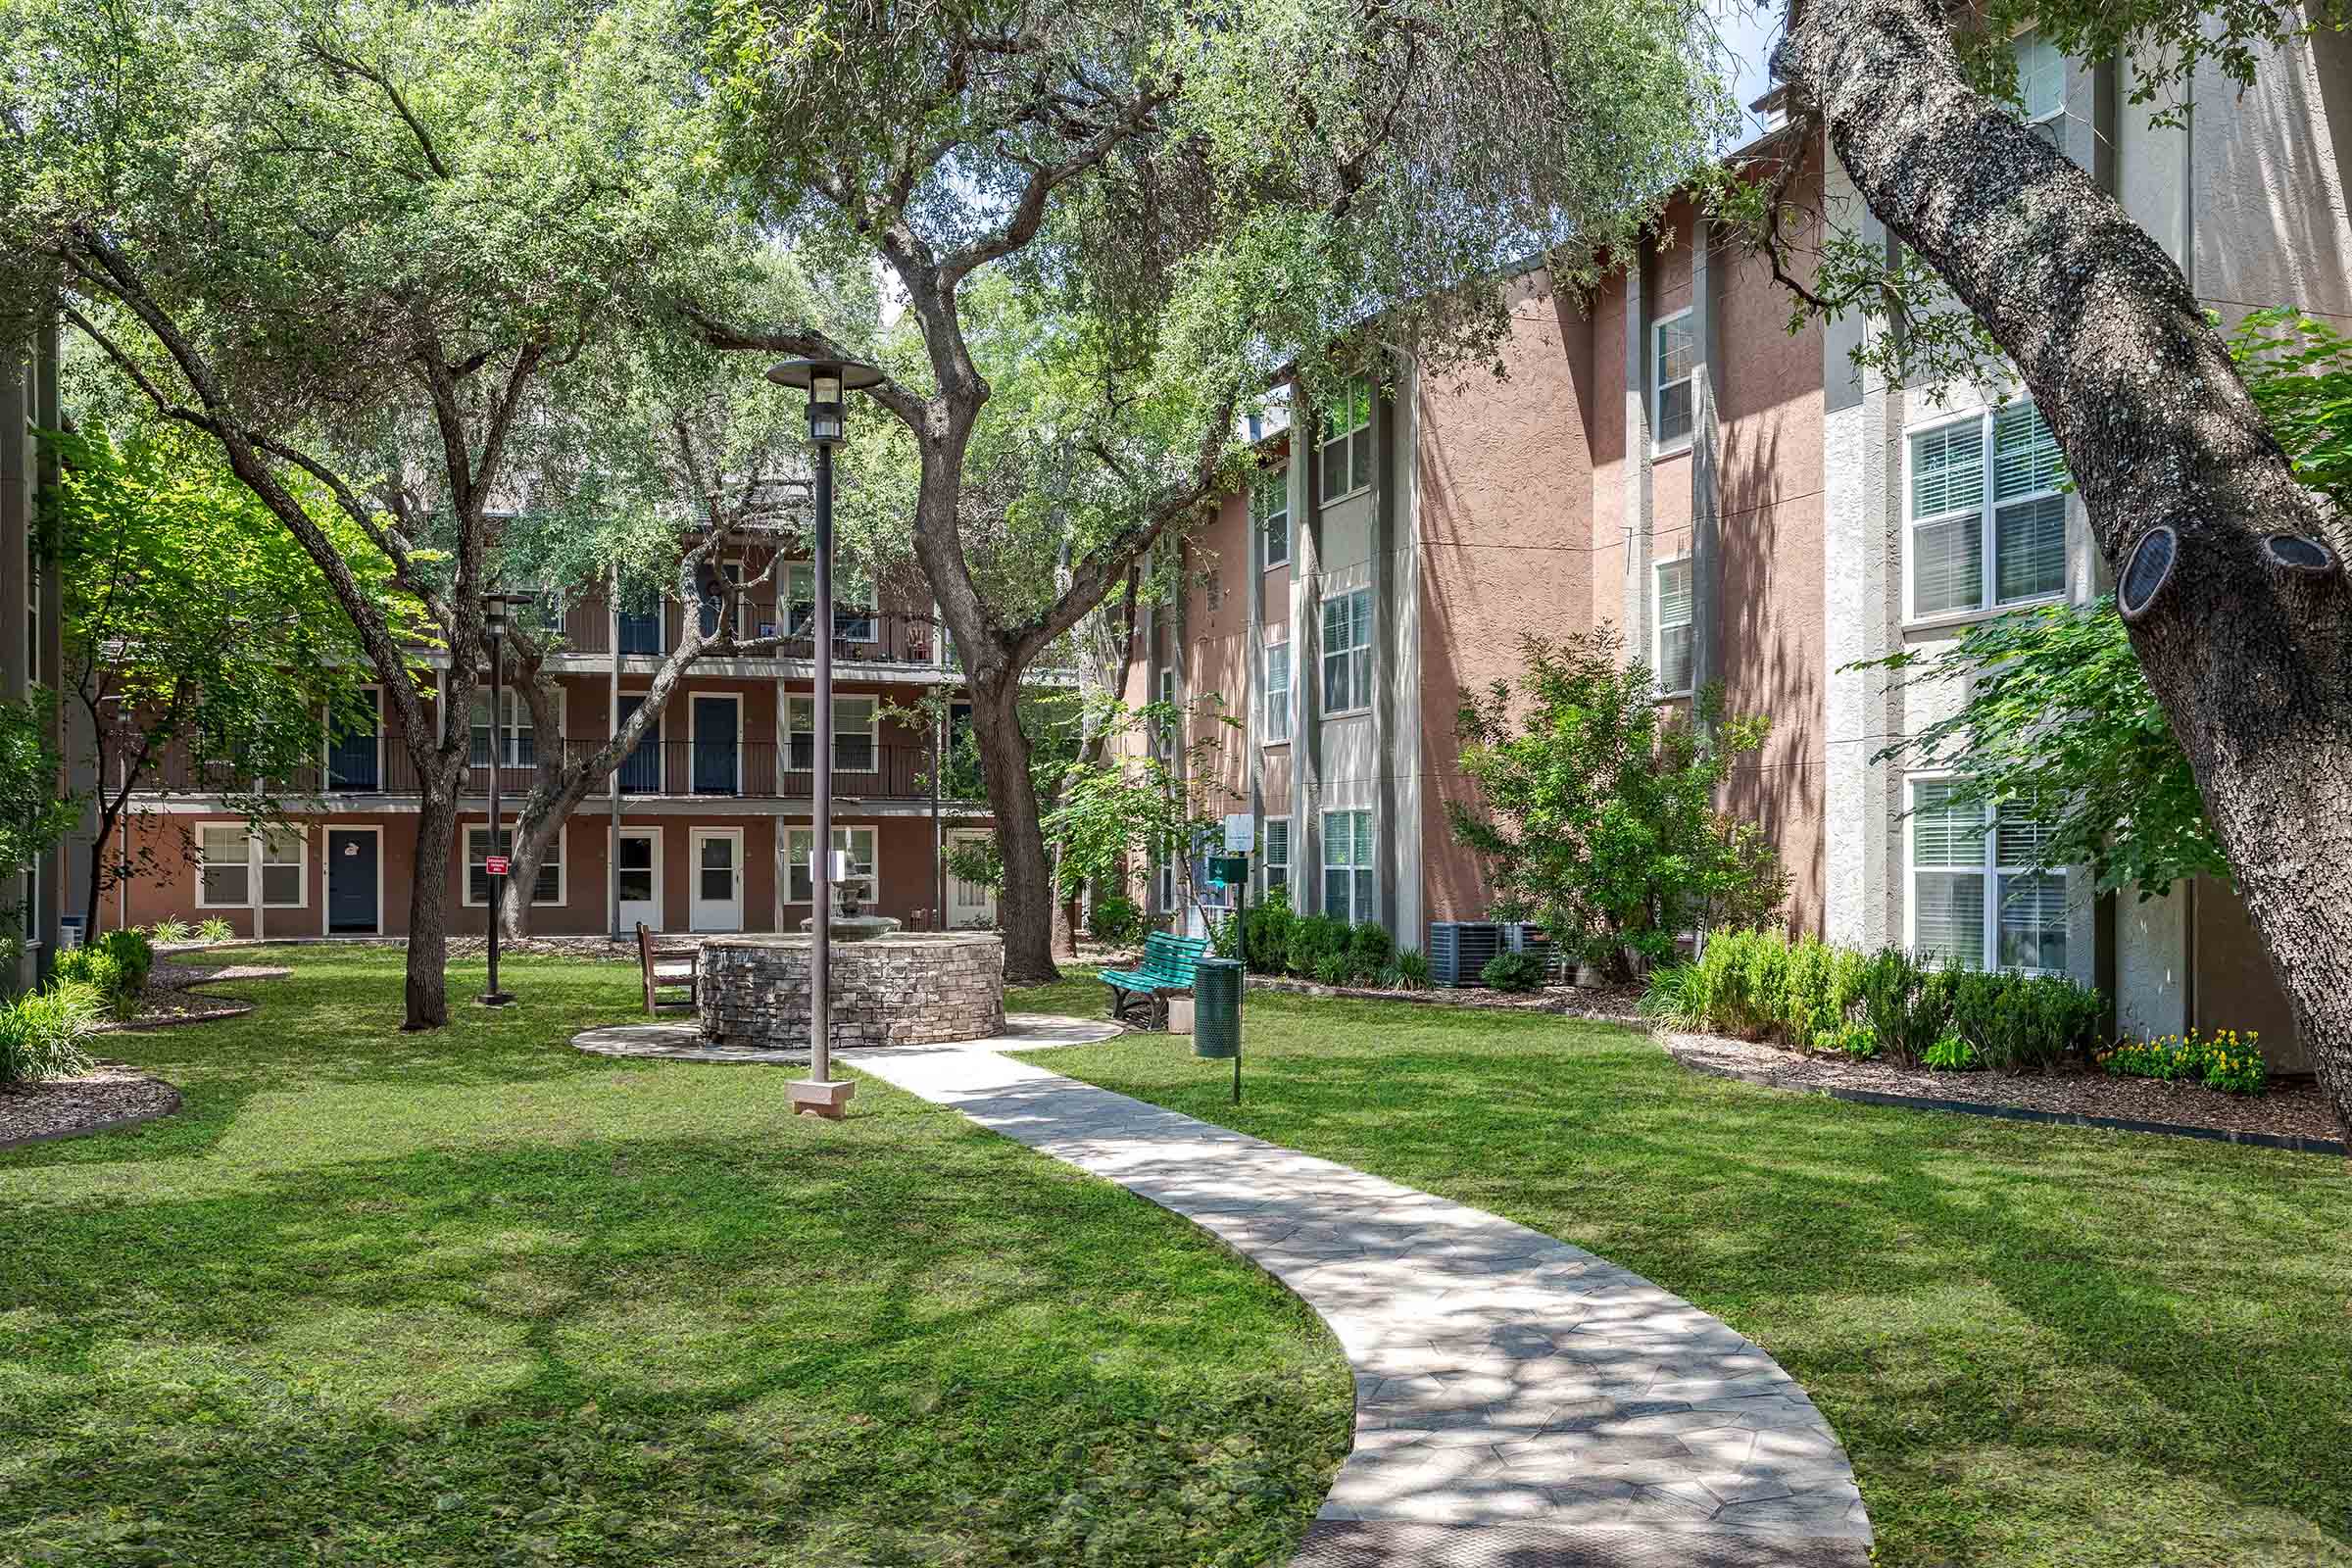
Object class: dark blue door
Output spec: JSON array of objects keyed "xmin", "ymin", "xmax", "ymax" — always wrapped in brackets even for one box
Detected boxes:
[
  {"xmin": 618, "ymin": 604, "xmax": 663, "ymax": 656},
  {"xmin": 616, "ymin": 695, "xmax": 662, "ymax": 794},
  {"xmin": 326, "ymin": 829, "xmax": 378, "ymax": 934},
  {"xmin": 691, "ymin": 697, "xmax": 737, "ymax": 795},
  {"xmin": 326, "ymin": 694, "xmax": 379, "ymax": 791}
]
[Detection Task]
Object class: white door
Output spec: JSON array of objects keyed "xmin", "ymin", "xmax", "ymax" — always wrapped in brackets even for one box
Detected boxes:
[
  {"xmin": 615, "ymin": 829, "xmax": 662, "ymax": 933},
  {"xmin": 947, "ymin": 828, "xmax": 997, "ymax": 928},
  {"xmin": 690, "ymin": 829, "xmax": 743, "ymax": 932}
]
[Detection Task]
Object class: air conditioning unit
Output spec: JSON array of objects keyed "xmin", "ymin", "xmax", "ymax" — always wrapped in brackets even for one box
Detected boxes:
[
  {"xmin": 1502, "ymin": 922, "xmax": 1561, "ymax": 982},
  {"xmin": 1427, "ymin": 921, "xmax": 1504, "ymax": 987}
]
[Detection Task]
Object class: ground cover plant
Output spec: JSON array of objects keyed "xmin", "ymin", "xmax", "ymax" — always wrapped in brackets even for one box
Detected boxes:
[
  {"xmin": 0, "ymin": 948, "xmax": 1348, "ymax": 1567},
  {"xmin": 1022, "ymin": 973, "xmax": 2352, "ymax": 1568},
  {"xmin": 2102, "ymin": 1028, "xmax": 2270, "ymax": 1095}
]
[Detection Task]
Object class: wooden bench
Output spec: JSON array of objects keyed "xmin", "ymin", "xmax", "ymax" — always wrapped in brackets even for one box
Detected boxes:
[
  {"xmin": 1102, "ymin": 932, "xmax": 1210, "ymax": 1030},
  {"xmin": 636, "ymin": 923, "xmax": 700, "ymax": 1016}
]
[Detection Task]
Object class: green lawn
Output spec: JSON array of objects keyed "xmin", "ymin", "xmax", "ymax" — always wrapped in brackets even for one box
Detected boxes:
[
  {"xmin": 1020, "ymin": 975, "xmax": 2352, "ymax": 1568},
  {"xmin": 0, "ymin": 948, "xmax": 1349, "ymax": 1568}
]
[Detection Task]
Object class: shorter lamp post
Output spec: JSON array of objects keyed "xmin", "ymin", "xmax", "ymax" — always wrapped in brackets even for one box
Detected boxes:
[
  {"xmin": 479, "ymin": 592, "xmax": 534, "ymax": 1008},
  {"xmin": 763, "ymin": 353, "xmax": 884, "ymax": 1118}
]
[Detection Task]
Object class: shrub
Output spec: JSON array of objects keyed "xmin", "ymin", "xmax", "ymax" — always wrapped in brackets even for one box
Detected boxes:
[
  {"xmin": 1855, "ymin": 948, "xmax": 1954, "ymax": 1068},
  {"xmin": 1818, "ymin": 1022, "xmax": 1878, "ymax": 1058},
  {"xmin": 1285, "ymin": 915, "xmax": 1349, "ymax": 980},
  {"xmin": 1390, "ymin": 949, "xmax": 1432, "ymax": 991},
  {"xmin": 1243, "ymin": 885, "xmax": 1296, "ymax": 972},
  {"xmin": 2099, "ymin": 1028, "xmax": 2267, "ymax": 1095},
  {"xmin": 1694, "ymin": 929, "xmax": 1787, "ymax": 1039},
  {"xmin": 1781, "ymin": 938, "xmax": 1863, "ymax": 1043},
  {"xmin": 1210, "ymin": 909, "xmax": 1243, "ymax": 958},
  {"xmin": 97, "ymin": 928, "xmax": 154, "ymax": 994},
  {"xmin": 1945, "ymin": 968, "xmax": 2103, "ymax": 1073},
  {"xmin": 1639, "ymin": 963, "xmax": 1702, "ymax": 1028},
  {"xmin": 1923, "ymin": 1033, "xmax": 1981, "ymax": 1071},
  {"xmin": 1312, "ymin": 952, "xmax": 1351, "ymax": 987},
  {"xmin": 1481, "ymin": 951, "xmax": 1547, "ymax": 992},
  {"xmin": 147, "ymin": 918, "xmax": 191, "ymax": 945},
  {"xmin": 196, "ymin": 916, "xmax": 235, "ymax": 945},
  {"xmin": 55, "ymin": 929, "xmax": 151, "ymax": 1020},
  {"xmin": 0, "ymin": 981, "xmax": 99, "ymax": 1084},
  {"xmin": 1087, "ymin": 895, "xmax": 1144, "ymax": 949},
  {"xmin": 1348, "ymin": 921, "xmax": 1395, "ymax": 982}
]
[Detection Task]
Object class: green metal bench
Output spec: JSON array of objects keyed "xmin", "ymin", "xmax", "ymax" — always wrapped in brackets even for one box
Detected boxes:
[{"xmin": 1102, "ymin": 932, "xmax": 1210, "ymax": 1030}]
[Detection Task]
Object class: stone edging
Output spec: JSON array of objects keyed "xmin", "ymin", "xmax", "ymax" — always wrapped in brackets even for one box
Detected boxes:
[
  {"xmin": 0, "ymin": 1085, "xmax": 183, "ymax": 1152},
  {"xmin": 1665, "ymin": 1041, "xmax": 2349, "ymax": 1159},
  {"xmin": 1245, "ymin": 974, "xmax": 1643, "ymax": 1025}
]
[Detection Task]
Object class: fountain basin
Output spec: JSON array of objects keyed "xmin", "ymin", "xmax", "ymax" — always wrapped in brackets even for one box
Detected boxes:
[{"xmin": 698, "ymin": 932, "xmax": 1004, "ymax": 1051}]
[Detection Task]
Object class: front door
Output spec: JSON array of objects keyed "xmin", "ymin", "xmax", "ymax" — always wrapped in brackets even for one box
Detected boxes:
[
  {"xmin": 326, "ymin": 829, "xmax": 379, "ymax": 935},
  {"xmin": 616, "ymin": 829, "xmax": 661, "ymax": 932},
  {"xmin": 690, "ymin": 829, "xmax": 743, "ymax": 932},
  {"xmin": 691, "ymin": 696, "xmax": 739, "ymax": 795},
  {"xmin": 948, "ymin": 828, "xmax": 997, "ymax": 928}
]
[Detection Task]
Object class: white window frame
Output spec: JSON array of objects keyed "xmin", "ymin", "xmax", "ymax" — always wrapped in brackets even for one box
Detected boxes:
[
  {"xmin": 697, "ymin": 560, "xmax": 745, "ymax": 641},
  {"xmin": 1321, "ymin": 587, "xmax": 1374, "ymax": 717},
  {"xmin": 1903, "ymin": 401, "xmax": 2070, "ymax": 624},
  {"xmin": 1903, "ymin": 774, "xmax": 2068, "ymax": 976},
  {"xmin": 468, "ymin": 686, "xmax": 543, "ymax": 769},
  {"xmin": 786, "ymin": 694, "xmax": 879, "ymax": 773},
  {"xmin": 1155, "ymin": 858, "xmax": 1178, "ymax": 914},
  {"xmin": 195, "ymin": 823, "xmax": 310, "ymax": 910},
  {"xmin": 1263, "ymin": 633, "xmax": 1292, "ymax": 745},
  {"xmin": 1154, "ymin": 665, "xmax": 1179, "ymax": 758},
  {"xmin": 786, "ymin": 562, "xmax": 879, "ymax": 643},
  {"xmin": 1262, "ymin": 815, "xmax": 1291, "ymax": 893},
  {"xmin": 1321, "ymin": 808, "xmax": 1375, "ymax": 925},
  {"xmin": 609, "ymin": 823, "xmax": 663, "ymax": 933},
  {"xmin": 1318, "ymin": 377, "xmax": 1374, "ymax": 504},
  {"xmin": 465, "ymin": 823, "xmax": 565, "ymax": 908},
  {"xmin": 1652, "ymin": 556, "xmax": 1693, "ymax": 697},
  {"xmin": 2012, "ymin": 26, "xmax": 2066, "ymax": 143},
  {"xmin": 1652, "ymin": 309, "xmax": 1695, "ymax": 454},
  {"xmin": 784, "ymin": 825, "xmax": 879, "ymax": 906},
  {"xmin": 1253, "ymin": 466, "xmax": 1292, "ymax": 568}
]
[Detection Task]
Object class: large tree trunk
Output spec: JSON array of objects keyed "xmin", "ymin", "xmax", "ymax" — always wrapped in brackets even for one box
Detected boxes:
[
  {"xmin": 1788, "ymin": 0, "xmax": 2352, "ymax": 1140},
  {"xmin": 405, "ymin": 772, "xmax": 461, "ymax": 1030},
  {"xmin": 971, "ymin": 676, "xmax": 1060, "ymax": 984}
]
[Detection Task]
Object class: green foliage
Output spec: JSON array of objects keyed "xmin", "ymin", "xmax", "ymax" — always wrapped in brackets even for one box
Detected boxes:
[
  {"xmin": 1480, "ymin": 952, "xmax": 1549, "ymax": 994},
  {"xmin": 1390, "ymin": 950, "xmax": 1433, "ymax": 992},
  {"xmin": 1449, "ymin": 629, "xmax": 1784, "ymax": 976},
  {"xmin": 0, "ymin": 693, "xmax": 77, "ymax": 939},
  {"xmin": 1312, "ymin": 953, "xmax": 1352, "ymax": 988},
  {"xmin": 1820, "ymin": 1023, "xmax": 1880, "ymax": 1059},
  {"xmin": 1209, "ymin": 910, "xmax": 1243, "ymax": 960},
  {"xmin": 1284, "ymin": 916, "xmax": 1350, "ymax": 981},
  {"xmin": 1781, "ymin": 939, "xmax": 1866, "ymax": 1046},
  {"xmin": 196, "ymin": 917, "xmax": 235, "ymax": 945},
  {"xmin": 1242, "ymin": 884, "xmax": 1296, "ymax": 974},
  {"xmin": 1856, "ymin": 951, "xmax": 1958, "ymax": 1071},
  {"xmin": 0, "ymin": 979, "xmax": 99, "ymax": 1084},
  {"xmin": 1693, "ymin": 929, "xmax": 1788, "ymax": 1040},
  {"xmin": 146, "ymin": 919, "xmax": 191, "ymax": 947},
  {"xmin": 1347, "ymin": 923, "xmax": 1395, "ymax": 983},
  {"xmin": 1043, "ymin": 697, "xmax": 1239, "ymax": 908},
  {"xmin": 2099, "ymin": 1028, "xmax": 2269, "ymax": 1096},
  {"xmin": 1086, "ymin": 896, "xmax": 1144, "ymax": 950},
  {"xmin": 944, "ymin": 836, "xmax": 1005, "ymax": 894},
  {"xmin": 1923, "ymin": 1034, "xmax": 1982, "ymax": 1072},
  {"xmin": 1639, "ymin": 963, "xmax": 1702, "ymax": 1028},
  {"xmin": 58, "ymin": 928, "xmax": 154, "ymax": 1019}
]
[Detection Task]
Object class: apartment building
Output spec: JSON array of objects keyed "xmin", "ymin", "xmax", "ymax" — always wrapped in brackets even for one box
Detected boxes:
[
  {"xmin": 93, "ymin": 543, "xmax": 1009, "ymax": 940},
  {"xmin": 1143, "ymin": 27, "xmax": 2351, "ymax": 1072},
  {"xmin": 2, "ymin": 321, "xmax": 66, "ymax": 994}
]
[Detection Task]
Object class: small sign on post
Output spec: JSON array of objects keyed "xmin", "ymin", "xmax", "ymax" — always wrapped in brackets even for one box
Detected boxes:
[
  {"xmin": 484, "ymin": 856, "xmax": 510, "ymax": 877},
  {"xmin": 1222, "ymin": 812, "xmax": 1254, "ymax": 854}
]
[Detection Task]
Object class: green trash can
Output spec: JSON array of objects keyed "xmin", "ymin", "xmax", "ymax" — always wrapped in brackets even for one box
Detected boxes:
[{"xmin": 1194, "ymin": 958, "xmax": 1243, "ymax": 1059}]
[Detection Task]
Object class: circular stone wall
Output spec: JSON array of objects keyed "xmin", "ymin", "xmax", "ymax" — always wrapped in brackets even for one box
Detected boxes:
[{"xmin": 698, "ymin": 933, "xmax": 1005, "ymax": 1051}]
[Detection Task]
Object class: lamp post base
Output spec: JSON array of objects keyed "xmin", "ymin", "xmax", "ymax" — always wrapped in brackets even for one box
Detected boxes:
[
  {"xmin": 477, "ymin": 992, "xmax": 515, "ymax": 1008},
  {"xmin": 787, "ymin": 1078, "xmax": 856, "ymax": 1119}
]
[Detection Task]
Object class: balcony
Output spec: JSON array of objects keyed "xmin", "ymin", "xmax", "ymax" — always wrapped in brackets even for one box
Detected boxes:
[
  {"xmin": 556, "ymin": 600, "xmax": 954, "ymax": 667},
  {"xmin": 144, "ymin": 739, "xmax": 976, "ymax": 806}
]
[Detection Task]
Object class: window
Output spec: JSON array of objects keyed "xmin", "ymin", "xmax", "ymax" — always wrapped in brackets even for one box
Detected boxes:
[
  {"xmin": 1263, "ymin": 635, "xmax": 1292, "ymax": 743},
  {"xmin": 1653, "ymin": 310, "xmax": 1695, "ymax": 449},
  {"xmin": 617, "ymin": 593, "xmax": 664, "ymax": 656},
  {"xmin": 1321, "ymin": 587, "xmax": 1373, "ymax": 714},
  {"xmin": 786, "ymin": 826, "xmax": 877, "ymax": 905},
  {"xmin": 1155, "ymin": 665, "xmax": 1178, "ymax": 757},
  {"xmin": 1910, "ymin": 778, "xmax": 2066, "ymax": 973},
  {"xmin": 1318, "ymin": 377, "xmax": 1374, "ymax": 504},
  {"xmin": 325, "ymin": 689, "xmax": 381, "ymax": 791},
  {"xmin": 787, "ymin": 695, "xmax": 877, "ymax": 771},
  {"xmin": 466, "ymin": 825, "xmax": 563, "ymax": 906},
  {"xmin": 1263, "ymin": 816, "xmax": 1291, "ymax": 892},
  {"xmin": 1908, "ymin": 402, "xmax": 2069, "ymax": 618},
  {"xmin": 468, "ymin": 688, "xmax": 535, "ymax": 768},
  {"xmin": 196, "ymin": 825, "xmax": 307, "ymax": 908},
  {"xmin": 2013, "ymin": 28, "xmax": 2065, "ymax": 146},
  {"xmin": 1654, "ymin": 557, "xmax": 1693, "ymax": 695},
  {"xmin": 615, "ymin": 694, "xmax": 662, "ymax": 794},
  {"xmin": 1322, "ymin": 809, "xmax": 1375, "ymax": 924},
  {"xmin": 698, "ymin": 562, "xmax": 743, "ymax": 639},
  {"xmin": 1155, "ymin": 859, "xmax": 1178, "ymax": 913},
  {"xmin": 1253, "ymin": 467, "xmax": 1291, "ymax": 567},
  {"xmin": 786, "ymin": 564, "xmax": 878, "ymax": 642}
]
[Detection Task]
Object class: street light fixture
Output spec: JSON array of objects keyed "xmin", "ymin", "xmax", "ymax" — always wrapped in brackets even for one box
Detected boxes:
[
  {"xmin": 479, "ymin": 590, "xmax": 536, "ymax": 1008},
  {"xmin": 764, "ymin": 354, "xmax": 884, "ymax": 1118}
]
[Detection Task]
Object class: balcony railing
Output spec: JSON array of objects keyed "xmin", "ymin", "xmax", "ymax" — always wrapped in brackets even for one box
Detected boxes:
[
  {"xmin": 143, "ymin": 740, "xmax": 972, "ymax": 804},
  {"xmin": 558, "ymin": 601, "xmax": 955, "ymax": 665}
]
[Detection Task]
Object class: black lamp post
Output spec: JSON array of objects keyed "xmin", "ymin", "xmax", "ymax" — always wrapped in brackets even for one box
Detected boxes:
[
  {"xmin": 764, "ymin": 355, "xmax": 884, "ymax": 1117},
  {"xmin": 479, "ymin": 591, "xmax": 534, "ymax": 1008}
]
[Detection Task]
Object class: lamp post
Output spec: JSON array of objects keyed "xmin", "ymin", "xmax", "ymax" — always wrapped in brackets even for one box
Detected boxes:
[
  {"xmin": 479, "ymin": 591, "xmax": 533, "ymax": 1008},
  {"xmin": 765, "ymin": 354, "xmax": 885, "ymax": 1119}
]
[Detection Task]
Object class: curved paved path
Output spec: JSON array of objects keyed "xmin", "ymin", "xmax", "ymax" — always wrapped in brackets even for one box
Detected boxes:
[{"xmin": 843, "ymin": 1038, "xmax": 1872, "ymax": 1568}]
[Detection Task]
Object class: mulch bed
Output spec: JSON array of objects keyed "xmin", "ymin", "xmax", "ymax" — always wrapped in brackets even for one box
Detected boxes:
[
  {"xmin": 1661, "ymin": 1029, "xmax": 2346, "ymax": 1154},
  {"xmin": 86, "ymin": 960, "xmax": 293, "ymax": 1033},
  {"xmin": 0, "ymin": 1062, "xmax": 181, "ymax": 1150},
  {"xmin": 1246, "ymin": 973, "xmax": 1647, "ymax": 1023}
]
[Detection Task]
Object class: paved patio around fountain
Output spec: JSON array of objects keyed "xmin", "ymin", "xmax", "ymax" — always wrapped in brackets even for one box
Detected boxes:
[{"xmin": 843, "ymin": 1038, "xmax": 1874, "ymax": 1568}]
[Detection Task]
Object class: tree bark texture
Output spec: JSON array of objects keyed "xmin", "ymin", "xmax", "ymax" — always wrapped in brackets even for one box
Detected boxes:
[
  {"xmin": 970, "ymin": 675, "xmax": 1061, "ymax": 983},
  {"xmin": 1787, "ymin": 0, "xmax": 2352, "ymax": 1139},
  {"xmin": 405, "ymin": 776, "xmax": 460, "ymax": 1030}
]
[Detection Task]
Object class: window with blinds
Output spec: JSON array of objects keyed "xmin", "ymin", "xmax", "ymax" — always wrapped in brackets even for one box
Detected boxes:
[
  {"xmin": 1909, "ymin": 778, "xmax": 2067, "ymax": 973},
  {"xmin": 466, "ymin": 826, "xmax": 562, "ymax": 906},
  {"xmin": 1909, "ymin": 403, "xmax": 2068, "ymax": 618},
  {"xmin": 1321, "ymin": 588, "xmax": 1373, "ymax": 714},
  {"xmin": 1654, "ymin": 557, "xmax": 1693, "ymax": 693},
  {"xmin": 2014, "ymin": 28, "xmax": 2066, "ymax": 148},
  {"xmin": 1253, "ymin": 468, "xmax": 1291, "ymax": 567},
  {"xmin": 1263, "ymin": 816, "xmax": 1291, "ymax": 891},
  {"xmin": 1319, "ymin": 379, "xmax": 1374, "ymax": 503},
  {"xmin": 1263, "ymin": 636, "xmax": 1292, "ymax": 743},
  {"xmin": 1653, "ymin": 311, "xmax": 1695, "ymax": 448},
  {"xmin": 1322, "ymin": 809, "xmax": 1376, "ymax": 924}
]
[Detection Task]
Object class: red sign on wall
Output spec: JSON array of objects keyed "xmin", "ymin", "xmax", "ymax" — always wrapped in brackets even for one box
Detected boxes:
[{"xmin": 484, "ymin": 856, "xmax": 511, "ymax": 877}]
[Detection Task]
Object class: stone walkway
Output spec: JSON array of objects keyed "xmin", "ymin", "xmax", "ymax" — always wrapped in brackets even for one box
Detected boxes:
[
  {"xmin": 570, "ymin": 1012, "xmax": 1122, "ymax": 1065},
  {"xmin": 843, "ymin": 1039, "xmax": 1872, "ymax": 1568}
]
